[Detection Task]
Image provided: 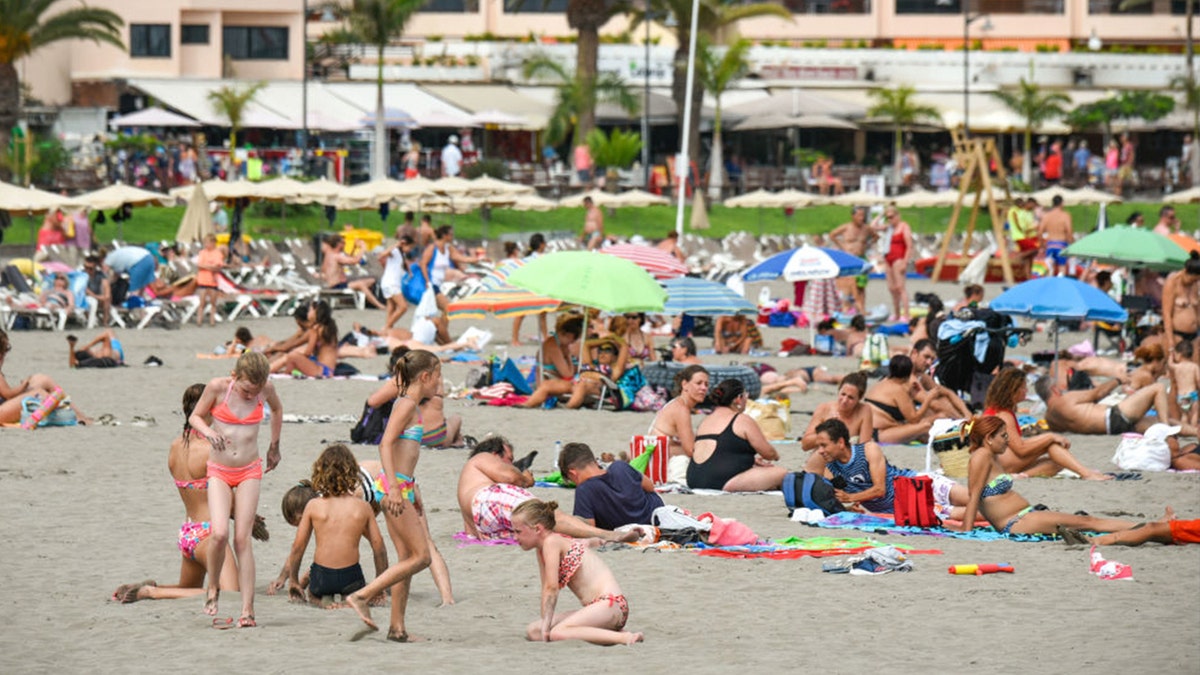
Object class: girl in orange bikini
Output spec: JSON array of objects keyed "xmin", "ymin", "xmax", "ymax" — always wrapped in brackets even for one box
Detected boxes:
[
  {"xmin": 189, "ymin": 352, "xmax": 283, "ymax": 628},
  {"xmin": 512, "ymin": 499, "xmax": 643, "ymax": 646}
]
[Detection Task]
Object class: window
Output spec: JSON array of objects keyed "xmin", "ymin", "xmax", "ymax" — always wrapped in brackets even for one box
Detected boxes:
[
  {"xmin": 130, "ymin": 24, "xmax": 170, "ymax": 58},
  {"xmin": 425, "ymin": 0, "xmax": 470, "ymax": 11},
  {"xmin": 222, "ymin": 26, "xmax": 288, "ymax": 60},
  {"xmin": 181, "ymin": 24, "xmax": 210, "ymax": 45},
  {"xmin": 505, "ymin": 0, "xmax": 567, "ymax": 11}
]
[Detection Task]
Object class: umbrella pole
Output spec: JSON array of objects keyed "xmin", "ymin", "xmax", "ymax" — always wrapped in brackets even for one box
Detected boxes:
[{"xmin": 1052, "ymin": 319, "xmax": 1060, "ymax": 382}]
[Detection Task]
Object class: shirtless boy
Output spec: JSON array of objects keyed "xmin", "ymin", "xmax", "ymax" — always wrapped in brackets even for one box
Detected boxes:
[
  {"xmin": 1037, "ymin": 195, "xmax": 1074, "ymax": 276},
  {"xmin": 582, "ymin": 197, "xmax": 604, "ymax": 250},
  {"xmin": 1033, "ymin": 376, "xmax": 1194, "ymax": 436},
  {"xmin": 456, "ymin": 437, "xmax": 637, "ymax": 542},
  {"xmin": 828, "ymin": 206, "xmax": 872, "ymax": 313},
  {"xmin": 1170, "ymin": 341, "xmax": 1200, "ymax": 427}
]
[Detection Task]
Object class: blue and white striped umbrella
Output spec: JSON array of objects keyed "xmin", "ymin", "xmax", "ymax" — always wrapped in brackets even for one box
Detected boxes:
[
  {"xmin": 662, "ymin": 276, "xmax": 756, "ymax": 316},
  {"xmin": 742, "ymin": 244, "xmax": 870, "ymax": 282}
]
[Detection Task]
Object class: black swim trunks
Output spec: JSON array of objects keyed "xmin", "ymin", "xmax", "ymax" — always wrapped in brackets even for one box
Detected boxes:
[
  {"xmin": 1106, "ymin": 407, "xmax": 1136, "ymax": 435},
  {"xmin": 308, "ymin": 562, "xmax": 366, "ymax": 598}
]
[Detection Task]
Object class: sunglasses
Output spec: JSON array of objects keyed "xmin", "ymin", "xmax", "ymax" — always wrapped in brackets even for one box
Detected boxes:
[{"xmin": 598, "ymin": 346, "xmax": 617, "ymax": 354}]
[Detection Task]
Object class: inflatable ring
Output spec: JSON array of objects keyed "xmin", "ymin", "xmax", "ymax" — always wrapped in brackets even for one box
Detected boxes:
[{"xmin": 642, "ymin": 362, "xmax": 761, "ymax": 399}]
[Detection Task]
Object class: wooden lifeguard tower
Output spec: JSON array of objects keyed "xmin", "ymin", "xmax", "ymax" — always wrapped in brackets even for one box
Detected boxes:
[{"xmin": 930, "ymin": 128, "xmax": 1018, "ymax": 285}]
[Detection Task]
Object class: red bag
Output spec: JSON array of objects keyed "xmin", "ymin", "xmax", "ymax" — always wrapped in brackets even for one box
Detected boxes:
[
  {"xmin": 630, "ymin": 435, "xmax": 669, "ymax": 485},
  {"xmin": 893, "ymin": 476, "xmax": 940, "ymax": 528}
]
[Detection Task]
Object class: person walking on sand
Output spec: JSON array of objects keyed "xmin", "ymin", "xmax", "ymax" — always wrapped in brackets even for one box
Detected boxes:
[
  {"xmin": 345, "ymin": 350, "xmax": 442, "ymax": 642},
  {"xmin": 513, "ymin": 499, "xmax": 644, "ymax": 646},
  {"xmin": 189, "ymin": 352, "xmax": 283, "ymax": 628}
]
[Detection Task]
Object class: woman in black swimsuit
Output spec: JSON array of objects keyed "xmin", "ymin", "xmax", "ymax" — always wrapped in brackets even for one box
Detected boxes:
[
  {"xmin": 687, "ymin": 379, "xmax": 787, "ymax": 491},
  {"xmin": 862, "ymin": 355, "xmax": 936, "ymax": 444}
]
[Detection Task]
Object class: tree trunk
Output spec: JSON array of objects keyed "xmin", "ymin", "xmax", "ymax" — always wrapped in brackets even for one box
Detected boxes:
[
  {"xmin": 893, "ymin": 127, "xmax": 902, "ymax": 193},
  {"xmin": 373, "ymin": 43, "xmax": 388, "ymax": 180},
  {"xmin": 0, "ymin": 62, "xmax": 19, "ymax": 182},
  {"xmin": 708, "ymin": 111, "xmax": 724, "ymax": 202},
  {"xmin": 574, "ymin": 26, "xmax": 599, "ymax": 147}
]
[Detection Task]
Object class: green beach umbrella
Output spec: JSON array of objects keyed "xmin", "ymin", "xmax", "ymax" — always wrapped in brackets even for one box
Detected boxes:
[
  {"xmin": 505, "ymin": 251, "xmax": 667, "ymax": 314},
  {"xmin": 1063, "ymin": 226, "xmax": 1189, "ymax": 271}
]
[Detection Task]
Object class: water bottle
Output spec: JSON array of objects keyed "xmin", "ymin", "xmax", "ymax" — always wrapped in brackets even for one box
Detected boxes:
[
  {"xmin": 554, "ymin": 440, "xmax": 562, "ymax": 461},
  {"xmin": 758, "ymin": 286, "xmax": 771, "ymax": 307}
]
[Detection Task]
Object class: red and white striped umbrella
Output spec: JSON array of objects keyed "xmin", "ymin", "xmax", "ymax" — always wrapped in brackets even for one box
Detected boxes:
[{"xmin": 599, "ymin": 244, "xmax": 687, "ymax": 281}]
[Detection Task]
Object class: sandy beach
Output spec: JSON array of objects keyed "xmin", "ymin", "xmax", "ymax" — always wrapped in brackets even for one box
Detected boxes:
[{"xmin": 1, "ymin": 278, "xmax": 1197, "ymax": 674}]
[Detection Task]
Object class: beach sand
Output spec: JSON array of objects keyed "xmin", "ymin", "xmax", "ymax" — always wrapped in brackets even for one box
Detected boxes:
[{"xmin": 1, "ymin": 278, "xmax": 1197, "ymax": 674}]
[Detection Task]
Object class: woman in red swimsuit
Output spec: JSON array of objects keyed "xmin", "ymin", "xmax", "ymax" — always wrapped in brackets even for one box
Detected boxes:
[{"xmin": 876, "ymin": 206, "xmax": 912, "ymax": 320}]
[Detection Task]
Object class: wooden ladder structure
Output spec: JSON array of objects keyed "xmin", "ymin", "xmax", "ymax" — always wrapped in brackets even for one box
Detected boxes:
[{"xmin": 931, "ymin": 128, "xmax": 1017, "ymax": 285}]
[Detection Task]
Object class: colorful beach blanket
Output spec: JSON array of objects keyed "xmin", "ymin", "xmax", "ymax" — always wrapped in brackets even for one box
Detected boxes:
[
  {"xmin": 695, "ymin": 536, "xmax": 942, "ymax": 560},
  {"xmin": 816, "ymin": 511, "xmax": 1054, "ymax": 542}
]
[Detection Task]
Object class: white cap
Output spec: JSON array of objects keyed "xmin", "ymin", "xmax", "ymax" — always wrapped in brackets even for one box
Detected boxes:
[
  {"xmin": 1143, "ymin": 423, "xmax": 1181, "ymax": 442},
  {"xmin": 448, "ymin": 134, "xmax": 459, "ymax": 145}
]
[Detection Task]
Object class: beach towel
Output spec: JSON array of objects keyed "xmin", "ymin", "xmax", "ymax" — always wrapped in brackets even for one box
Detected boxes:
[{"xmin": 816, "ymin": 511, "xmax": 1053, "ymax": 542}]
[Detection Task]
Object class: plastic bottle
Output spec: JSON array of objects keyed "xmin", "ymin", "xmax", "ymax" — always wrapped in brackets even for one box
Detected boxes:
[{"xmin": 554, "ymin": 440, "xmax": 562, "ymax": 461}]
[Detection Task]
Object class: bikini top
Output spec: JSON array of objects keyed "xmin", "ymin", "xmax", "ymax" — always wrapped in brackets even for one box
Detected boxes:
[
  {"xmin": 980, "ymin": 474, "xmax": 1014, "ymax": 499},
  {"xmin": 558, "ymin": 539, "xmax": 586, "ymax": 588},
  {"xmin": 211, "ymin": 380, "xmax": 264, "ymax": 426},
  {"xmin": 398, "ymin": 412, "xmax": 423, "ymax": 443},
  {"xmin": 174, "ymin": 477, "xmax": 208, "ymax": 490}
]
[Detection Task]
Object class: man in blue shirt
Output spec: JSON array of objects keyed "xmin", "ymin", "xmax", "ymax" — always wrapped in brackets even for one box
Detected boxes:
[
  {"xmin": 1072, "ymin": 140, "xmax": 1091, "ymax": 179},
  {"xmin": 559, "ymin": 443, "xmax": 663, "ymax": 530}
]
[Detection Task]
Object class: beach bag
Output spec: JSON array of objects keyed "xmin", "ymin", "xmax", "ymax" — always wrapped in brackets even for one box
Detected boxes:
[
  {"xmin": 1111, "ymin": 425, "xmax": 1172, "ymax": 472},
  {"xmin": 20, "ymin": 396, "xmax": 77, "ymax": 427},
  {"xmin": 413, "ymin": 286, "xmax": 438, "ymax": 319},
  {"xmin": 350, "ymin": 399, "xmax": 393, "ymax": 445},
  {"xmin": 401, "ymin": 269, "xmax": 426, "ymax": 305},
  {"xmin": 893, "ymin": 476, "xmax": 940, "ymax": 528},
  {"xmin": 652, "ymin": 505, "xmax": 710, "ymax": 532},
  {"xmin": 782, "ymin": 471, "xmax": 844, "ymax": 517},
  {"xmin": 864, "ymin": 333, "xmax": 889, "ymax": 367},
  {"xmin": 630, "ymin": 435, "xmax": 670, "ymax": 484},
  {"xmin": 744, "ymin": 398, "xmax": 790, "ymax": 440},
  {"xmin": 630, "ymin": 385, "xmax": 667, "ymax": 412}
]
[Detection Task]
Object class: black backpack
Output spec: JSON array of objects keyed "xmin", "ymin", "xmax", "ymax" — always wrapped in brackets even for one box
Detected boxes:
[
  {"xmin": 782, "ymin": 471, "xmax": 846, "ymax": 517},
  {"xmin": 350, "ymin": 399, "xmax": 394, "ymax": 445}
]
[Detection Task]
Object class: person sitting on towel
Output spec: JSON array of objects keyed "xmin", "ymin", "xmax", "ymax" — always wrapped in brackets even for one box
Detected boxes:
[{"xmin": 558, "ymin": 442, "xmax": 663, "ymax": 531}]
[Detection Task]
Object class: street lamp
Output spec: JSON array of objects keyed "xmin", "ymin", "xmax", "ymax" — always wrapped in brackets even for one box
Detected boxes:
[
  {"xmin": 642, "ymin": 8, "xmax": 654, "ymax": 189},
  {"xmin": 963, "ymin": 2, "xmax": 992, "ymax": 136}
]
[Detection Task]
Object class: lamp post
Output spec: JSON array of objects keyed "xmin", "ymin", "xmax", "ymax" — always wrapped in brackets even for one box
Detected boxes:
[
  {"xmin": 673, "ymin": 0, "xmax": 700, "ymax": 237},
  {"xmin": 642, "ymin": 9, "xmax": 653, "ymax": 189},
  {"xmin": 962, "ymin": 2, "xmax": 992, "ymax": 136},
  {"xmin": 301, "ymin": 1, "xmax": 309, "ymax": 173}
]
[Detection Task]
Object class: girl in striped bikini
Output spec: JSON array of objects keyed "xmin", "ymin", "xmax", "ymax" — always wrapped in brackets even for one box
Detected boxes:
[{"xmin": 347, "ymin": 350, "xmax": 442, "ymax": 642}]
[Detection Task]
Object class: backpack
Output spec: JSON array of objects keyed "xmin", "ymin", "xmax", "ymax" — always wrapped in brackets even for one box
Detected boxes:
[
  {"xmin": 782, "ymin": 471, "xmax": 845, "ymax": 517},
  {"xmin": 893, "ymin": 476, "xmax": 940, "ymax": 528},
  {"xmin": 350, "ymin": 399, "xmax": 394, "ymax": 445}
]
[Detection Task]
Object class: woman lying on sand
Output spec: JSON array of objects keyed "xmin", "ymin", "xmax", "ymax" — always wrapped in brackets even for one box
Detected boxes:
[
  {"xmin": 67, "ymin": 330, "xmax": 124, "ymax": 368},
  {"xmin": 111, "ymin": 384, "xmax": 266, "ymax": 602},
  {"xmin": 0, "ymin": 328, "xmax": 90, "ymax": 425},
  {"xmin": 954, "ymin": 416, "xmax": 1149, "ymax": 536}
]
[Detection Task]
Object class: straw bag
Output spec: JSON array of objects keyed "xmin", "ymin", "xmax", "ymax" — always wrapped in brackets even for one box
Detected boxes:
[{"xmin": 744, "ymin": 398, "xmax": 790, "ymax": 440}]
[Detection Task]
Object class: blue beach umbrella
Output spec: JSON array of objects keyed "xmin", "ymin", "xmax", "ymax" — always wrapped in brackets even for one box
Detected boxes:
[
  {"xmin": 662, "ymin": 276, "xmax": 756, "ymax": 316},
  {"xmin": 990, "ymin": 277, "xmax": 1127, "ymax": 376},
  {"xmin": 742, "ymin": 245, "xmax": 870, "ymax": 282},
  {"xmin": 990, "ymin": 277, "xmax": 1127, "ymax": 323}
]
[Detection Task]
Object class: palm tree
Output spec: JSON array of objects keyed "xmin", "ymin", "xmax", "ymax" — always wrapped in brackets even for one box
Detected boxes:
[
  {"xmin": 347, "ymin": 0, "xmax": 423, "ymax": 180},
  {"xmin": 523, "ymin": 54, "xmax": 638, "ymax": 149},
  {"xmin": 991, "ymin": 78, "xmax": 1071, "ymax": 184},
  {"xmin": 867, "ymin": 85, "xmax": 940, "ymax": 191},
  {"xmin": 0, "ymin": 0, "xmax": 123, "ymax": 181},
  {"xmin": 207, "ymin": 81, "xmax": 267, "ymax": 175},
  {"xmin": 567, "ymin": 0, "xmax": 634, "ymax": 146},
  {"xmin": 698, "ymin": 37, "xmax": 750, "ymax": 200},
  {"xmin": 647, "ymin": 0, "xmax": 791, "ymax": 171}
]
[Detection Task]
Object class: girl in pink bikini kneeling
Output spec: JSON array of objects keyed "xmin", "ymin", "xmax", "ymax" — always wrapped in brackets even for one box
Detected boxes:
[
  {"xmin": 513, "ymin": 499, "xmax": 643, "ymax": 646},
  {"xmin": 190, "ymin": 351, "xmax": 283, "ymax": 628}
]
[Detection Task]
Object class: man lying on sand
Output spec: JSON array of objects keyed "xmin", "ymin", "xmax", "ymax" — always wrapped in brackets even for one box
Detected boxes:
[
  {"xmin": 456, "ymin": 436, "xmax": 638, "ymax": 543},
  {"xmin": 1034, "ymin": 376, "xmax": 1196, "ymax": 436},
  {"xmin": 558, "ymin": 442, "xmax": 663, "ymax": 530}
]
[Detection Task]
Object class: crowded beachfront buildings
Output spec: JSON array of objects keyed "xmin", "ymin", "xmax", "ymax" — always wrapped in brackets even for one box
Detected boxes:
[{"xmin": 2, "ymin": 0, "xmax": 1199, "ymax": 671}]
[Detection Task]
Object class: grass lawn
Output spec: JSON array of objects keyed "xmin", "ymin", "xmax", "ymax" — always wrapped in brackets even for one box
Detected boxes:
[{"xmin": 2, "ymin": 200, "xmax": 1170, "ymax": 247}]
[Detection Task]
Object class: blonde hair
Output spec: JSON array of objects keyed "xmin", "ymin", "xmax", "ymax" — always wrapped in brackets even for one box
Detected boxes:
[
  {"xmin": 234, "ymin": 351, "xmax": 270, "ymax": 386},
  {"xmin": 311, "ymin": 444, "xmax": 359, "ymax": 497},
  {"xmin": 512, "ymin": 499, "xmax": 558, "ymax": 530},
  {"xmin": 391, "ymin": 349, "xmax": 440, "ymax": 396}
]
